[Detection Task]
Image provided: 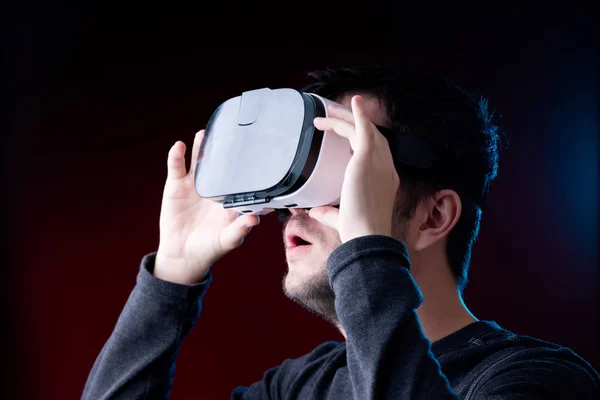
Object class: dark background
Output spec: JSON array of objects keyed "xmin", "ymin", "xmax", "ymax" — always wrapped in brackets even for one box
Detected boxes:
[{"xmin": 4, "ymin": 4, "xmax": 599, "ymax": 399}]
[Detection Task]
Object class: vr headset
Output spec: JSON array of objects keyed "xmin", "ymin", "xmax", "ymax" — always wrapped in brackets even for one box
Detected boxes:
[{"xmin": 193, "ymin": 88, "xmax": 491, "ymax": 217}]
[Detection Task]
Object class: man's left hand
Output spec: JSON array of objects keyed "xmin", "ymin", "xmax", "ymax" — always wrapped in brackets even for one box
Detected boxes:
[{"xmin": 309, "ymin": 95, "xmax": 400, "ymax": 243}]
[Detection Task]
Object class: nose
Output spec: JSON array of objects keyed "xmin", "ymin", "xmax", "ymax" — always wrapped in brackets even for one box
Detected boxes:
[{"xmin": 289, "ymin": 208, "xmax": 311, "ymax": 216}]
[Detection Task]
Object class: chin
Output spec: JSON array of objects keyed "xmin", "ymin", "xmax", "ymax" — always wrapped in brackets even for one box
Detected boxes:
[
  {"xmin": 284, "ymin": 257, "xmax": 324, "ymax": 290},
  {"xmin": 282, "ymin": 256, "xmax": 339, "ymax": 326},
  {"xmin": 283, "ymin": 245, "xmax": 325, "ymax": 287},
  {"xmin": 282, "ymin": 270, "xmax": 302, "ymax": 298}
]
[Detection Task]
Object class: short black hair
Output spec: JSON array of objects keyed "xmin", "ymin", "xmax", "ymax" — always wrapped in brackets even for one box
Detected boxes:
[{"xmin": 301, "ymin": 66, "xmax": 508, "ymax": 293}]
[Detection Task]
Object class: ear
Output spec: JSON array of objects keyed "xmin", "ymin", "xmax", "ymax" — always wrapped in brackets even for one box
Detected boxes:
[{"xmin": 414, "ymin": 189, "xmax": 462, "ymax": 252}]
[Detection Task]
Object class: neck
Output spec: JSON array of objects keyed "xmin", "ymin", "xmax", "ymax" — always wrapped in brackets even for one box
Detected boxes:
[
  {"xmin": 412, "ymin": 257, "xmax": 478, "ymax": 343},
  {"xmin": 335, "ymin": 263, "xmax": 476, "ymax": 342}
]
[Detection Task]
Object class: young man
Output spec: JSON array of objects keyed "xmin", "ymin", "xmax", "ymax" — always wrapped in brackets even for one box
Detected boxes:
[{"xmin": 82, "ymin": 67, "xmax": 600, "ymax": 399}]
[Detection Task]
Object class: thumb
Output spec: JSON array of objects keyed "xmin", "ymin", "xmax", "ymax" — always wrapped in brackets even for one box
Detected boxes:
[
  {"xmin": 166, "ymin": 141, "xmax": 188, "ymax": 180},
  {"xmin": 308, "ymin": 206, "xmax": 339, "ymax": 230},
  {"xmin": 219, "ymin": 214, "xmax": 260, "ymax": 251}
]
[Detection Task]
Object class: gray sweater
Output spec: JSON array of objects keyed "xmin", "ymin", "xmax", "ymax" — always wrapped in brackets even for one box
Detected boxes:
[{"xmin": 82, "ymin": 235, "xmax": 600, "ymax": 399}]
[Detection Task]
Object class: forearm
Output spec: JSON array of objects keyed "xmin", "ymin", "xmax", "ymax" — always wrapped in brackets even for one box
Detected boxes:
[
  {"xmin": 327, "ymin": 235, "xmax": 459, "ymax": 400},
  {"xmin": 82, "ymin": 252, "xmax": 211, "ymax": 399}
]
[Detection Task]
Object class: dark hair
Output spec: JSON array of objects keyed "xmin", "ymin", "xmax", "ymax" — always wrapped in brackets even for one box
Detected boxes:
[{"xmin": 301, "ymin": 66, "xmax": 508, "ymax": 293}]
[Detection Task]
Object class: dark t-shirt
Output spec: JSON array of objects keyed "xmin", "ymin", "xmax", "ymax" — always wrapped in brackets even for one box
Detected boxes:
[{"xmin": 82, "ymin": 235, "xmax": 600, "ymax": 399}]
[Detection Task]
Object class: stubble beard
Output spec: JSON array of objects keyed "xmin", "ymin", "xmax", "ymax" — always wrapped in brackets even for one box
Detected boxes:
[
  {"xmin": 282, "ymin": 259, "xmax": 339, "ymax": 327},
  {"xmin": 282, "ymin": 227, "xmax": 341, "ymax": 327},
  {"xmin": 281, "ymin": 210, "xmax": 409, "ymax": 328}
]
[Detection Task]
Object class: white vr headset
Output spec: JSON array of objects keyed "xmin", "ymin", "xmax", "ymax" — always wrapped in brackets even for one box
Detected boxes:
[{"xmin": 194, "ymin": 88, "xmax": 491, "ymax": 216}]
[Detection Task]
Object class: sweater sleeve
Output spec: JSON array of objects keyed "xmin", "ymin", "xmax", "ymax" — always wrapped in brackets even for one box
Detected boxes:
[
  {"xmin": 81, "ymin": 252, "xmax": 212, "ymax": 400},
  {"xmin": 326, "ymin": 234, "xmax": 460, "ymax": 400}
]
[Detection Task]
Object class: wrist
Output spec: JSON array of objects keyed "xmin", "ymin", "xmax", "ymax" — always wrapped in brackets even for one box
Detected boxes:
[{"xmin": 154, "ymin": 253, "xmax": 210, "ymax": 285}]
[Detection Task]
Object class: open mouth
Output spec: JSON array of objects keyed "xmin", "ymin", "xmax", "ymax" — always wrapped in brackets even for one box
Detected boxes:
[{"xmin": 291, "ymin": 235, "xmax": 312, "ymax": 247}]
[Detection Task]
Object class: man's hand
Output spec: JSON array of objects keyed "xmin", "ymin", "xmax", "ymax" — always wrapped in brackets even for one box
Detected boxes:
[
  {"xmin": 155, "ymin": 130, "xmax": 272, "ymax": 284},
  {"xmin": 309, "ymin": 95, "xmax": 400, "ymax": 243}
]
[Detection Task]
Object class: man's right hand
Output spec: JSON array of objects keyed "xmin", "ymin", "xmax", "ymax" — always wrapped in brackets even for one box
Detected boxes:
[{"xmin": 154, "ymin": 130, "xmax": 270, "ymax": 284}]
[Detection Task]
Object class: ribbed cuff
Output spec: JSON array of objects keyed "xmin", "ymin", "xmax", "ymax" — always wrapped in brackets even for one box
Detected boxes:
[
  {"xmin": 326, "ymin": 235, "xmax": 411, "ymax": 287},
  {"xmin": 136, "ymin": 252, "xmax": 213, "ymax": 302}
]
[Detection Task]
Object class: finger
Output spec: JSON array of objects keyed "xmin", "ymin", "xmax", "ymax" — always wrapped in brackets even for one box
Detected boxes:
[
  {"xmin": 188, "ymin": 130, "xmax": 205, "ymax": 177},
  {"xmin": 351, "ymin": 95, "xmax": 376, "ymax": 154},
  {"xmin": 219, "ymin": 214, "xmax": 260, "ymax": 251},
  {"xmin": 327, "ymin": 103, "xmax": 355, "ymax": 124},
  {"xmin": 308, "ymin": 206, "xmax": 339, "ymax": 230},
  {"xmin": 166, "ymin": 141, "xmax": 188, "ymax": 180},
  {"xmin": 313, "ymin": 117, "xmax": 357, "ymax": 149}
]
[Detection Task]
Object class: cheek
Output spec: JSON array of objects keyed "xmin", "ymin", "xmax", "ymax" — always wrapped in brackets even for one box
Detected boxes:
[{"xmin": 321, "ymin": 226, "xmax": 342, "ymax": 248}]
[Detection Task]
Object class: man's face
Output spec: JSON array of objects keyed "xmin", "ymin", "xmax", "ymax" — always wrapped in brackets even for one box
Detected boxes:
[{"xmin": 280, "ymin": 93, "xmax": 400, "ymax": 326}]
